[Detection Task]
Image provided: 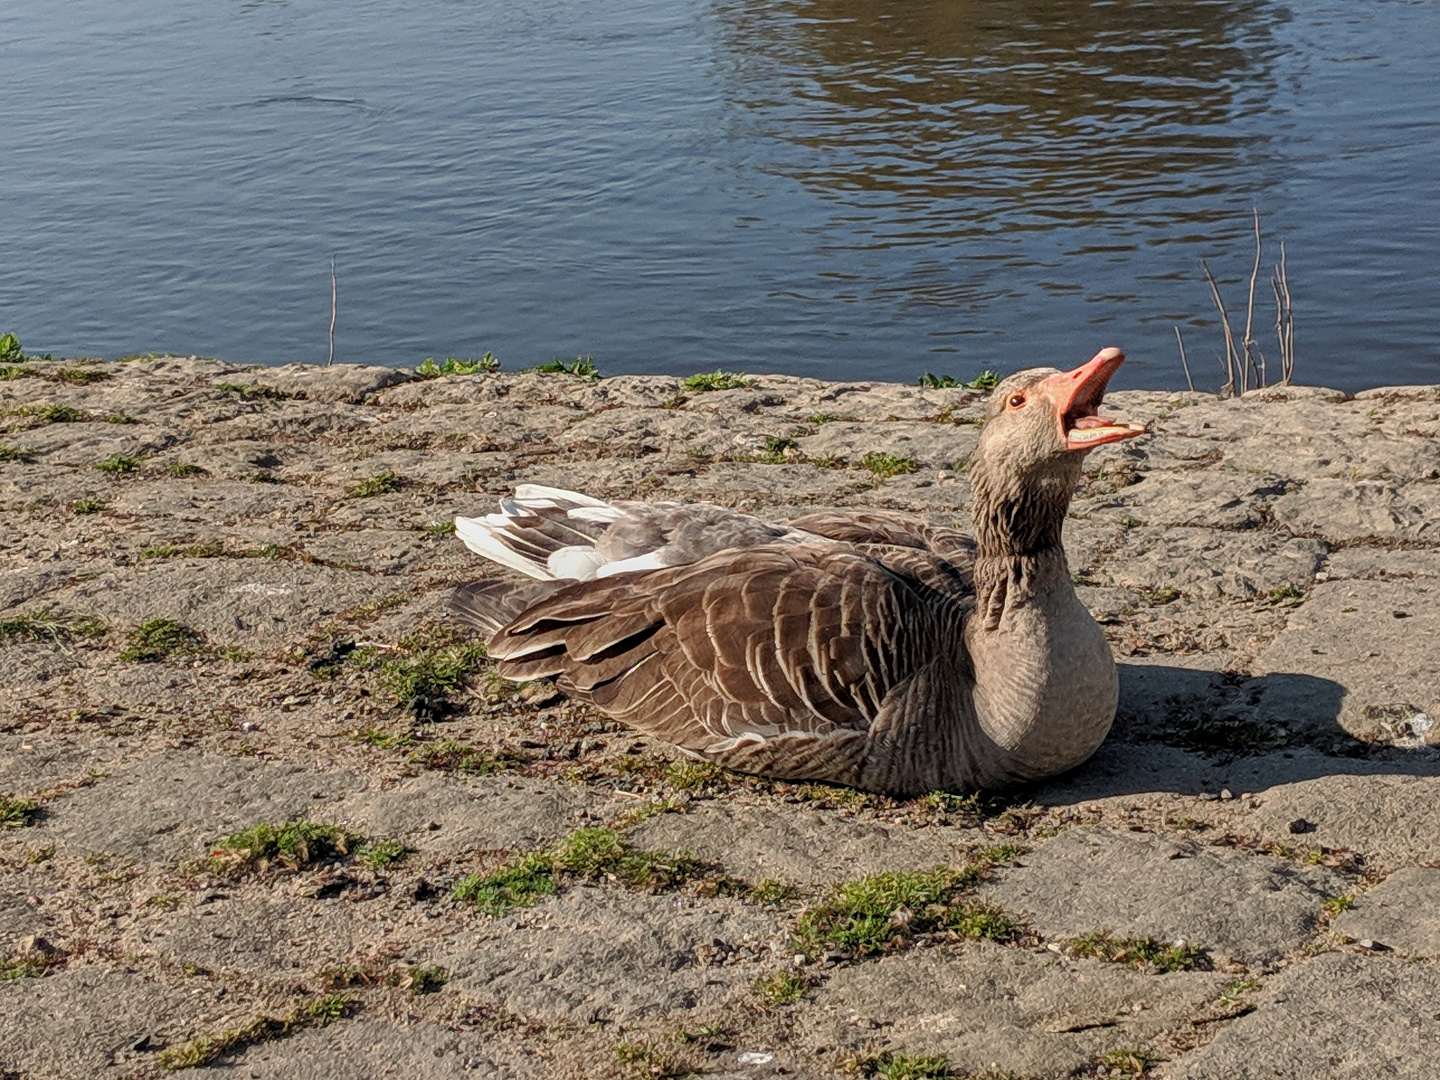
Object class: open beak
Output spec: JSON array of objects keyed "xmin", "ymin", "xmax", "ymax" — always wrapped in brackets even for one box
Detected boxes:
[{"xmin": 1040, "ymin": 347, "xmax": 1149, "ymax": 452}]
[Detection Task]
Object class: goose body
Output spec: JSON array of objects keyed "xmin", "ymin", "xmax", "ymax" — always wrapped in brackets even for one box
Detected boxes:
[{"xmin": 451, "ymin": 348, "xmax": 1148, "ymax": 796}]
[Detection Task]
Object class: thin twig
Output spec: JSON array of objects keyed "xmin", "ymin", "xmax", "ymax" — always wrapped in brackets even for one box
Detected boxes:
[
  {"xmin": 1174, "ymin": 325, "xmax": 1195, "ymax": 392},
  {"xmin": 327, "ymin": 256, "xmax": 337, "ymax": 367},
  {"xmin": 1202, "ymin": 259, "xmax": 1239, "ymax": 398},
  {"xmin": 1277, "ymin": 240, "xmax": 1294, "ymax": 383},
  {"xmin": 1242, "ymin": 207, "xmax": 1263, "ymax": 389}
]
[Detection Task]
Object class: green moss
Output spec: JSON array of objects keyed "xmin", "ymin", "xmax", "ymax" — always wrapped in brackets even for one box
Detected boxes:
[
  {"xmin": 354, "ymin": 728, "xmax": 414, "ymax": 750},
  {"xmin": 166, "ymin": 462, "xmax": 207, "ymax": 477},
  {"xmin": 532, "ymin": 355, "xmax": 599, "ymax": 378},
  {"xmin": 684, "ymin": 370, "xmax": 755, "ymax": 392},
  {"xmin": 1323, "ymin": 894, "xmax": 1355, "ymax": 917},
  {"xmin": 1268, "ymin": 584, "xmax": 1306, "ymax": 604},
  {"xmin": 0, "ymin": 444, "xmax": 35, "ymax": 463},
  {"xmin": 0, "ymin": 795, "xmax": 41, "ymax": 828},
  {"xmin": 156, "ymin": 994, "xmax": 352, "ymax": 1070},
  {"xmin": 209, "ymin": 820, "xmax": 359, "ymax": 876},
  {"xmin": 1064, "ymin": 931, "xmax": 1208, "ymax": 972},
  {"xmin": 344, "ymin": 471, "xmax": 406, "ymax": 498},
  {"xmin": 415, "ymin": 354, "xmax": 498, "ymax": 377},
  {"xmin": 425, "ymin": 520, "xmax": 456, "ymax": 534},
  {"xmin": 858, "ymin": 452, "xmax": 919, "ymax": 478},
  {"xmin": 53, "ymin": 367, "xmax": 111, "ymax": 385},
  {"xmin": 96, "ymin": 453, "xmax": 143, "ymax": 474},
  {"xmin": 71, "ymin": 497, "xmax": 104, "ymax": 514},
  {"xmin": 794, "ymin": 866, "xmax": 1020, "ymax": 957},
  {"xmin": 119, "ymin": 618, "xmax": 203, "ymax": 662},
  {"xmin": 754, "ymin": 970, "xmax": 811, "ymax": 1006},
  {"xmin": 454, "ymin": 827, "xmax": 710, "ymax": 915}
]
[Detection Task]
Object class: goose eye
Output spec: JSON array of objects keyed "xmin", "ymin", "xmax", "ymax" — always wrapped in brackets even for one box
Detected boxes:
[{"xmin": 1007, "ymin": 393, "xmax": 1026, "ymax": 408}]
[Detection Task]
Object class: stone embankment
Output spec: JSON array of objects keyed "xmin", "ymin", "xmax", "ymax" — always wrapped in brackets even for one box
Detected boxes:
[{"xmin": 2, "ymin": 356, "xmax": 1438, "ymax": 1079}]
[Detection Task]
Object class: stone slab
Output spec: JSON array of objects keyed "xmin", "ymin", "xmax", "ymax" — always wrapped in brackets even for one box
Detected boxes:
[
  {"xmin": 1253, "ymin": 580, "xmax": 1440, "ymax": 745},
  {"xmin": 809, "ymin": 943, "xmax": 1226, "ymax": 1080},
  {"xmin": 32, "ymin": 751, "xmax": 364, "ymax": 862},
  {"xmin": 1331, "ymin": 868, "xmax": 1440, "ymax": 957},
  {"xmin": 1164, "ymin": 951, "xmax": 1440, "ymax": 1079},
  {"xmin": 628, "ymin": 803, "xmax": 979, "ymax": 888},
  {"xmin": 443, "ymin": 889, "xmax": 780, "ymax": 1023},
  {"xmin": 980, "ymin": 827, "xmax": 1343, "ymax": 966}
]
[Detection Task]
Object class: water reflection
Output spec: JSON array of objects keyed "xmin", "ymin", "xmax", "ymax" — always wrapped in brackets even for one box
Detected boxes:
[{"xmin": 710, "ymin": 0, "xmax": 1287, "ymax": 246}]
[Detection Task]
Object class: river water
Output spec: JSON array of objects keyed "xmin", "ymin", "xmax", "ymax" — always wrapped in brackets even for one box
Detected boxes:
[{"xmin": 2, "ymin": 0, "xmax": 1437, "ymax": 391}]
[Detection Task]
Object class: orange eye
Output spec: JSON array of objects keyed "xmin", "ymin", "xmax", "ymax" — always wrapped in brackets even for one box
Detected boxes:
[{"xmin": 1007, "ymin": 394, "xmax": 1025, "ymax": 408}]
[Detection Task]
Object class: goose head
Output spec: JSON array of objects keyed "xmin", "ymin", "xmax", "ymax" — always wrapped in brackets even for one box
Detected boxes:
[{"xmin": 970, "ymin": 347, "xmax": 1148, "ymax": 556}]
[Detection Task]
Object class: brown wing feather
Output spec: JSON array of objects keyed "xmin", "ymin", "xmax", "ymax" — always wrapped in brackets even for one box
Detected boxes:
[{"xmin": 484, "ymin": 543, "xmax": 975, "ymax": 791}]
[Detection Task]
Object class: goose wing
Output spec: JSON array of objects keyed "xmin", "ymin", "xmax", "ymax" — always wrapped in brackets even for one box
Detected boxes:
[{"xmin": 485, "ymin": 542, "xmax": 975, "ymax": 791}]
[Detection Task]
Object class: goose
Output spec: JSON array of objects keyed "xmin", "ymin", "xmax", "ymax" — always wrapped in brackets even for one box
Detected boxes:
[{"xmin": 450, "ymin": 347, "xmax": 1147, "ymax": 796}]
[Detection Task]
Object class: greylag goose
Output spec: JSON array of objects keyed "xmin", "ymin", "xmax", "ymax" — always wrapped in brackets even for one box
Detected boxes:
[{"xmin": 451, "ymin": 348, "xmax": 1147, "ymax": 796}]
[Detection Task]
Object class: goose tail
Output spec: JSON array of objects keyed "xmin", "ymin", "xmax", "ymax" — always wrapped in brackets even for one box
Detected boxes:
[{"xmin": 453, "ymin": 484, "xmax": 619, "ymax": 581}]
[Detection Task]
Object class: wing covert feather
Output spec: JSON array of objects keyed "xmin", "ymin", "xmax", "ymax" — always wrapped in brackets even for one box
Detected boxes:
[{"xmin": 485, "ymin": 544, "xmax": 973, "ymax": 786}]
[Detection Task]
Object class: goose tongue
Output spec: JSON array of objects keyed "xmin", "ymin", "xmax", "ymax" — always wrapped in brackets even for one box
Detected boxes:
[{"xmin": 1042, "ymin": 347, "xmax": 1149, "ymax": 451}]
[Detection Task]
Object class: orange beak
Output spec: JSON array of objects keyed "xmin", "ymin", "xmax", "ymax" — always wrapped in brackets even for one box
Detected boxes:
[{"xmin": 1039, "ymin": 347, "xmax": 1149, "ymax": 452}]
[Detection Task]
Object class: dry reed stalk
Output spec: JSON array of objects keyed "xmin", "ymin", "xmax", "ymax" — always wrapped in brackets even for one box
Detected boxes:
[
  {"xmin": 1202, "ymin": 259, "xmax": 1240, "ymax": 397},
  {"xmin": 1174, "ymin": 325, "xmax": 1195, "ymax": 392},
  {"xmin": 1272, "ymin": 240, "xmax": 1295, "ymax": 384},
  {"xmin": 1243, "ymin": 207, "xmax": 1264, "ymax": 389},
  {"xmin": 327, "ymin": 256, "xmax": 337, "ymax": 367}
]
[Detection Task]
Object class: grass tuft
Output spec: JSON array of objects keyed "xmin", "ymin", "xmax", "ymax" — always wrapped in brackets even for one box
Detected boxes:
[
  {"xmin": 858, "ymin": 452, "xmax": 919, "ymax": 478},
  {"xmin": 684, "ymin": 370, "xmax": 755, "ymax": 392},
  {"xmin": 0, "ymin": 444, "xmax": 35, "ymax": 463},
  {"xmin": 214, "ymin": 381, "xmax": 291, "ymax": 401},
  {"xmin": 375, "ymin": 641, "xmax": 489, "ymax": 720},
  {"xmin": 155, "ymin": 994, "xmax": 352, "ymax": 1070},
  {"xmin": 1064, "ymin": 930, "xmax": 1208, "ymax": 972},
  {"xmin": 795, "ymin": 866, "xmax": 1020, "ymax": 957},
  {"xmin": 1100, "ymin": 1045, "xmax": 1159, "ymax": 1077},
  {"xmin": 166, "ymin": 462, "xmax": 207, "ymax": 477},
  {"xmin": 858, "ymin": 1051, "xmax": 957, "ymax": 1079},
  {"xmin": 407, "ymin": 738, "xmax": 518, "ymax": 775},
  {"xmin": 119, "ymin": 618, "xmax": 203, "ymax": 662},
  {"xmin": 454, "ymin": 827, "xmax": 710, "ymax": 915},
  {"xmin": 532, "ymin": 355, "xmax": 599, "ymax": 378},
  {"xmin": 208, "ymin": 820, "xmax": 359, "ymax": 877},
  {"xmin": 0, "ymin": 606, "xmax": 107, "ymax": 646},
  {"xmin": 916, "ymin": 370, "xmax": 999, "ymax": 391},
  {"xmin": 415, "ymin": 354, "xmax": 499, "ymax": 378},
  {"xmin": 344, "ymin": 471, "xmax": 406, "ymax": 498},
  {"xmin": 96, "ymin": 453, "xmax": 143, "ymax": 474},
  {"xmin": 71, "ymin": 497, "xmax": 104, "ymax": 514},
  {"xmin": 356, "ymin": 839, "xmax": 410, "ymax": 869},
  {"xmin": 1, "ymin": 795, "xmax": 41, "ymax": 828},
  {"xmin": 754, "ymin": 970, "xmax": 812, "ymax": 1006}
]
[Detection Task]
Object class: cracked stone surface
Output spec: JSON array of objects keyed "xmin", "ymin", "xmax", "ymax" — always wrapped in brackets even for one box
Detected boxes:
[
  {"xmin": 1330, "ymin": 867, "xmax": 1440, "ymax": 957},
  {"xmin": 1163, "ymin": 952, "xmax": 1440, "ymax": 1080},
  {"xmin": 979, "ymin": 827, "xmax": 1344, "ymax": 967},
  {"xmin": 4, "ymin": 359, "xmax": 1440, "ymax": 1078}
]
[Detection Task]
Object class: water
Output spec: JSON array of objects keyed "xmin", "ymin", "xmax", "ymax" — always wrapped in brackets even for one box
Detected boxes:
[{"xmin": 2, "ymin": 0, "xmax": 1437, "ymax": 391}]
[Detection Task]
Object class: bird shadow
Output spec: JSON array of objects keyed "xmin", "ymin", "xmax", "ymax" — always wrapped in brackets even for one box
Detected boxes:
[{"xmin": 1032, "ymin": 662, "xmax": 1440, "ymax": 804}]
